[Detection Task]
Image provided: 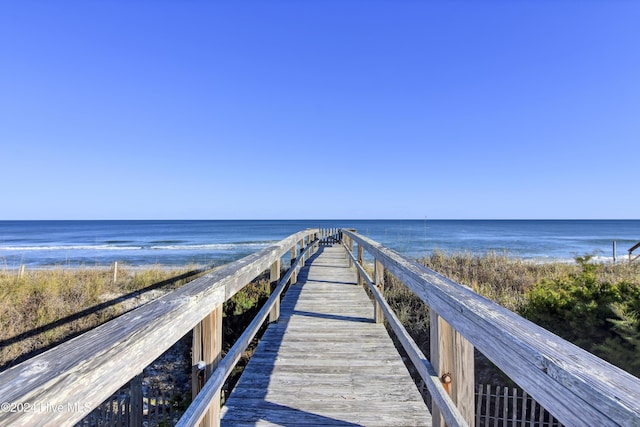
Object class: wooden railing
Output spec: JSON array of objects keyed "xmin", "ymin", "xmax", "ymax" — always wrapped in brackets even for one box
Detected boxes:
[
  {"xmin": 340, "ymin": 229, "xmax": 640, "ymax": 427},
  {"xmin": 3, "ymin": 227, "xmax": 638, "ymax": 427},
  {"xmin": 0, "ymin": 228, "xmax": 324, "ymax": 427},
  {"xmin": 629, "ymin": 241, "xmax": 640, "ymax": 262}
]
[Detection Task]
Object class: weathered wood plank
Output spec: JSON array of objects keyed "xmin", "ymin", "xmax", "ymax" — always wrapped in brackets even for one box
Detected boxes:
[
  {"xmin": 221, "ymin": 244, "xmax": 431, "ymax": 427},
  {"xmin": 223, "ymin": 399, "xmax": 430, "ymax": 425}
]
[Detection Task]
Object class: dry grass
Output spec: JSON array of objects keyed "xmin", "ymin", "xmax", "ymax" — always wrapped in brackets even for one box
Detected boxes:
[
  {"xmin": 0, "ymin": 265, "xmax": 203, "ymax": 370},
  {"xmin": 417, "ymin": 250, "xmax": 577, "ymax": 311},
  {"xmin": 380, "ymin": 251, "xmax": 640, "ymax": 384},
  {"xmin": 383, "ymin": 251, "xmax": 575, "ymax": 331},
  {"xmin": 384, "ymin": 250, "xmax": 640, "ymax": 328},
  {"xmin": 418, "ymin": 250, "xmax": 639, "ymax": 311}
]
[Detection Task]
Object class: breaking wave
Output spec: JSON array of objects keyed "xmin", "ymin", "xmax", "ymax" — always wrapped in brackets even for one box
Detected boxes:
[{"xmin": 0, "ymin": 242, "xmax": 276, "ymax": 252}]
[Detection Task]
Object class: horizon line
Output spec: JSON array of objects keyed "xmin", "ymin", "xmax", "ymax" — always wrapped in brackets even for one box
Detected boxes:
[{"xmin": 0, "ymin": 218, "xmax": 638, "ymax": 222}]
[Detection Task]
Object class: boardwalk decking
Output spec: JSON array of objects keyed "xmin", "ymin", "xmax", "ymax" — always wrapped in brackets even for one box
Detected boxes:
[
  {"xmin": 4, "ymin": 229, "xmax": 639, "ymax": 427},
  {"xmin": 221, "ymin": 244, "xmax": 432, "ymax": 426}
]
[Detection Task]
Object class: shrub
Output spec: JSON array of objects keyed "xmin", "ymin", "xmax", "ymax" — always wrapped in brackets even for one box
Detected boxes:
[{"xmin": 519, "ymin": 255, "xmax": 640, "ymax": 376}]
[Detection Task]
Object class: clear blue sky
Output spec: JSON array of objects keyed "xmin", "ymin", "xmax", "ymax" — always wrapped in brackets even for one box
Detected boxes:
[{"xmin": 1, "ymin": 1, "xmax": 638, "ymax": 220}]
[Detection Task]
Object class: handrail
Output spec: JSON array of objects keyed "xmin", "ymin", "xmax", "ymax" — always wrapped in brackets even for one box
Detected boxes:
[
  {"xmin": 0, "ymin": 229, "xmax": 319, "ymax": 427},
  {"xmin": 177, "ymin": 238, "xmax": 317, "ymax": 427},
  {"xmin": 341, "ymin": 229, "xmax": 640, "ymax": 427},
  {"xmin": 341, "ymin": 240, "xmax": 469, "ymax": 427},
  {"xmin": 629, "ymin": 241, "xmax": 640, "ymax": 262}
]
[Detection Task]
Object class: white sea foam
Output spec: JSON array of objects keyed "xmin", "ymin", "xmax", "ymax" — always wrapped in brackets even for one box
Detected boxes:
[
  {"xmin": 149, "ymin": 242, "xmax": 272, "ymax": 250},
  {"xmin": 0, "ymin": 242, "xmax": 274, "ymax": 252},
  {"xmin": 0, "ymin": 245, "xmax": 142, "ymax": 251}
]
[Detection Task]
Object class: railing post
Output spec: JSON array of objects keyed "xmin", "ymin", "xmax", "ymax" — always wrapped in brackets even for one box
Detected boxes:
[
  {"xmin": 192, "ymin": 306, "xmax": 223, "ymax": 427},
  {"xmin": 290, "ymin": 244, "xmax": 298, "ymax": 284},
  {"xmin": 129, "ymin": 372, "xmax": 143, "ymax": 427},
  {"xmin": 374, "ymin": 259, "xmax": 384, "ymax": 323},
  {"xmin": 269, "ymin": 260, "xmax": 281, "ymax": 323},
  {"xmin": 112, "ymin": 261, "xmax": 118, "ymax": 284},
  {"xmin": 430, "ymin": 312, "xmax": 475, "ymax": 427},
  {"xmin": 357, "ymin": 244, "xmax": 364, "ymax": 287},
  {"xmin": 299, "ymin": 239, "xmax": 305, "ymax": 264},
  {"xmin": 344, "ymin": 235, "xmax": 353, "ymax": 268}
]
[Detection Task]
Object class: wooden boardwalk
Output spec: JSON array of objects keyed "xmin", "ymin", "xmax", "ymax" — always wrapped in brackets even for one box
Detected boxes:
[
  {"xmin": 221, "ymin": 243, "xmax": 432, "ymax": 426},
  {"xmin": 4, "ymin": 229, "xmax": 639, "ymax": 427}
]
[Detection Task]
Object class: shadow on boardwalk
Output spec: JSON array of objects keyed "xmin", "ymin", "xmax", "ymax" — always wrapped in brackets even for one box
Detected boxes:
[
  {"xmin": 222, "ymin": 245, "xmax": 363, "ymax": 426},
  {"xmin": 221, "ymin": 244, "xmax": 431, "ymax": 426}
]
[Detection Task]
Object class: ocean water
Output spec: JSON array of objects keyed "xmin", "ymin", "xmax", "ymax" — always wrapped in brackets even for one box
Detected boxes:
[{"xmin": 0, "ymin": 220, "xmax": 639, "ymax": 269}]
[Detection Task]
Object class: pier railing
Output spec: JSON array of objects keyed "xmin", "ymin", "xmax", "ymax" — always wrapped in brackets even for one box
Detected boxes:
[
  {"xmin": 340, "ymin": 228, "xmax": 640, "ymax": 427},
  {"xmin": 0, "ymin": 228, "xmax": 325, "ymax": 427}
]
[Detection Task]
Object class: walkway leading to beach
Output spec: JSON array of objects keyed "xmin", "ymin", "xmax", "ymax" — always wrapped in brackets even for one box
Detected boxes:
[{"xmin": 220, "ymin": 244, "xmax": 431, "ymax": 426}]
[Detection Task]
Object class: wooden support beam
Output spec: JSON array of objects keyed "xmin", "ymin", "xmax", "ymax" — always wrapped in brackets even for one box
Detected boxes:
[
  {"xmin": 430, "ymin": 312, "xmax": 475, "ymax": 427},
  {"xmin": 129, "ymin": 373, "xmax": 143, "ymax": 427},
  {"xmin": 346, "ymin": 236, "xmax": 354, "ymax": 267},
  {"xmin": 374, "ymin": 259, "xmax": 384, "ymax": 323},
  {"xmin": 112, "ymin": 261, "xmax": 118, "ymax": 284},
  {"xmin": 192, "ymin": 322, "xmax": 203, "ymax": 400},
  {"xmin": 269, "ymin": 260, "xmax": 281, "ymax": 323},
  {"xmin": 299, "ymin": 239, "xmax": 305, "ymax": 265},
  {"xmin": 357, "ymin": 245, "xmax": 364, "ymax": 287},
  {"xmin": 192, "ymin": 307, "xmax": 223, "ymax": 427},
  {"xmin": 290, "ymin": 245, "xmax": 297, "ymax": 266},
  {"xmin": 290, "ymin": 245, "xmax": 298, "ymax": 284}
]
